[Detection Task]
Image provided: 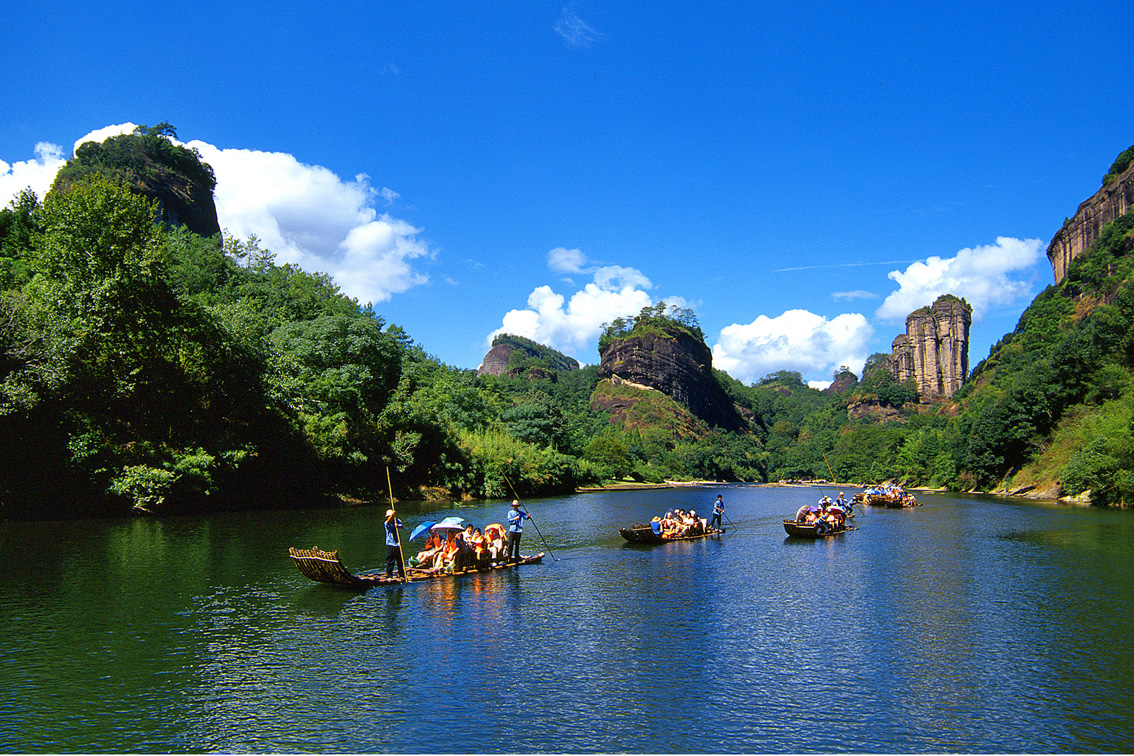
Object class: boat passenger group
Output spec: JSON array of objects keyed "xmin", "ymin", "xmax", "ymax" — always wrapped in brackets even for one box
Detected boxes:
[
  {"xmin": 648, "ymin": 494, "xmax": 726, "ymax": 538},
  {"xmin": 790, "ymin": 492, "xmax": 854, "ymax": 534},
  {"xmin": 383, "ymin": 499, "xmax": 532, "ymax": 579}
]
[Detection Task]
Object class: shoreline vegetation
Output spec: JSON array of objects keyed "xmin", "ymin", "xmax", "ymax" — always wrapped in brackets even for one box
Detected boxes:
[{"xmin": 4, "ymin": 130, "xmax": 1134, "ymax": 520}]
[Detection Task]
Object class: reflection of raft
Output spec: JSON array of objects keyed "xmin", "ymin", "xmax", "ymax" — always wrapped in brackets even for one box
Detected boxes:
[
  {"xmin": 619, "ymin": 525, "xmax": 724, "ymax": 543},
  {"xmin": 782, "ymin": 519, "xmax": 849, "ymax": 538},
  {"xmin": 288, "ymin": 546, "xmax": 544, "ymax": 590}
]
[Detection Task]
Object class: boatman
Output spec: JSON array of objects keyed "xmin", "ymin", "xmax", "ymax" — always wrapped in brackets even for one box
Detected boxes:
[
  {"xmin": 505, "ymin": 499, "xmax": 529, "ymax": 564},
  {"xmin": 385, "ymin": 509, "xmax": 406, "ymax": 580},
  {"xmin": 709, "ymin": 494, "xmax": 725, "ymax": 532}
]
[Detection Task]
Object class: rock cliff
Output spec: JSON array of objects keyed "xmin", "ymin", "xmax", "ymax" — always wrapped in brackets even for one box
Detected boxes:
[
  {"xmin": 51, "ymin": 127, "xmax": 222, "ymax": 239},
  {"xmin": 477, "ymin": 336, "xmax": 579, "ymax": 378},
  {"xmin": 596, "ymin": 325, "xmax": 746, "ymax": 431},
  {"xmin": 886, "ymin": 295, "xmax": 971, "ymax": 399},
  {"xmin": 1048, "ymin": 158, "xmax": 1134, "ymax": 283}
]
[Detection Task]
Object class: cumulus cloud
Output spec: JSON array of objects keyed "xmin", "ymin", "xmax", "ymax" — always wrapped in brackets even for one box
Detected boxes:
[
  {"xmin": 876, "ymin": 236, "xmax": 1045, "ymax": 322},
  {"xmin": 712, "ymin": 310, "xmax": 874, "ymax": 385},
  {"xmin": 0, "ymin": 142, "xmax": 67, "ymax": 205},
  {"xmin": 5, "ymin": 123, "xmax": 433, "ymax": 306},
  {"xmin": 183, "ymin": 140, "xmax": 431, "ymax": 304},
  {"xmin": 491, "ymin": 261, "xmax": 654, "ymax": 359}
]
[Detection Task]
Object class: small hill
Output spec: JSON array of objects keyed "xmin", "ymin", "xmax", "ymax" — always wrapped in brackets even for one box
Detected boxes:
[
  {"xmin": 477, "ymin": 334, "xmax": 580, "ymax": 378},
  {"xmin": 51, "ymin": 123, "xmax": 221, "ymax": 239}
]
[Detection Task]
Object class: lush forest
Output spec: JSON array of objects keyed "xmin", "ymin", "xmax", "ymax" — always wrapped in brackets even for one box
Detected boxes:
[{"xmin": 2, "ymin": 129, "xmax": 1133, "ymax": 519}]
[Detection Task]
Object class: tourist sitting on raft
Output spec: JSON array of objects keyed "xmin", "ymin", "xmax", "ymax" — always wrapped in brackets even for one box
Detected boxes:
[
  {"xmin": 792, "ymin": 496, "xmax": 852, "ymax": 533},
  {"xmin": 649, "ymin": 508, "xmax": 710, "ymax": 538},
  {"xmin": 409, "ymin": 522, "xmax": 511, "ymax": 574}
]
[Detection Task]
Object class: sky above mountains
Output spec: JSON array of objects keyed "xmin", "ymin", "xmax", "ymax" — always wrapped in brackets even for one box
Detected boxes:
[{"xmin": 3, "ymin": 1, "xmax": 1133, "ymax": 387}]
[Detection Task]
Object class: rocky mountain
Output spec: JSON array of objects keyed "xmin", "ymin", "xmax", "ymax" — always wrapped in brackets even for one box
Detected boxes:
[
  {"xmin": 477, "ymin": 334, "xmax": 580, "ymax": 378},
  {"xmin": 594, "ymin": 319, "xmax": 747, "ymax": 432},
  {"xmin": 51, "ymin": 124, "xmax": 221, "ymax": 239},
  {"xmin": 1048, "ymin": 149, "xmax": 1134, "ymax": 283},
  {"xmin": 886, "ymin": 294, "xmax": 971, "ymax": 400}
]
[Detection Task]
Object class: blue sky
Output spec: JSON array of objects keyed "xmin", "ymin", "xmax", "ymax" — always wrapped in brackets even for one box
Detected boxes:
[{"xmin": 3, "ymin": 1, "xmax": 1133, "ymax": 387}]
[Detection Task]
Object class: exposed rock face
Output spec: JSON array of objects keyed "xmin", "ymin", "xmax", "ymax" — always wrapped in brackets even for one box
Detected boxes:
[
  {"xmin": 476, "ymin": 340, "xmax": 580, "ymax": 378},
  {"xmin": 1048, "ymin": 160, "xmax": 1134, "ymax": 283},
  {"xmin": 134, "ymin": 171, "xmax": 221, "ymax": 239},
  {"xmin": 477, "ymin": 343, "xmax": 516, "ymax": 377},
  {"xmin": 887, "ymin": 295, "xmax": 971, "ymax": 399},
  {"xmin": 847, "ymin": 398, "xmax": 904, "ymax": 422},
  {"xmin": 597, "ymin": 326, "xmax": 745, "ymax": 431},
  {"xmin": 825, "ymin": 371, "xmax": 858, "ymax": 395}
]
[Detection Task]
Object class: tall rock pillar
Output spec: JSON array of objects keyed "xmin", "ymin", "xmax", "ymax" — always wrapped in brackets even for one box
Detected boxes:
[{"xmin": 887, "ymin": 295, "xmax": 971, "ymax": 400}]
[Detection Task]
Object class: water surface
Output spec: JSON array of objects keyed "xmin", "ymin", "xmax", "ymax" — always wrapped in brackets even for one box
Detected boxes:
[{"xmin": 1, "ymin": 486, "xmax": 1132, "ymax": 753}]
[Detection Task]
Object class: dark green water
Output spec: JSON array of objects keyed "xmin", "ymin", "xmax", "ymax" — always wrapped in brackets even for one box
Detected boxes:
[{"xmin": 2, "ymin": 486, "xmax": 1132, "ymax": 753}]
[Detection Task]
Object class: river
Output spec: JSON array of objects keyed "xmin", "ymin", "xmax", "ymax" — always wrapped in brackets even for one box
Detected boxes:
[{"xmin": 1, "ymin": 485, "xmax": 1132, "ymax": 753}]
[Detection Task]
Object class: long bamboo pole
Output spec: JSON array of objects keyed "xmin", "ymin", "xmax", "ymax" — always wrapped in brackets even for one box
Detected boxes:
[{"xmin": 387, "ymin": 466, "xmax": 408, "ymax": 581}]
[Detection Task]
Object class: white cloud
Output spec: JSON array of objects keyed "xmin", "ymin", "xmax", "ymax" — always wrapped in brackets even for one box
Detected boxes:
[
  {"xmin": 713, "ymin": 309, "xmax": 874, "ymax": 385},
  {"xmin": 491, "ymin": 264, "xmax": 654, "ymax": 359},
  {"xmin": 183, "ymin": 140, "xmax": 430, "ymax": 304},
  {"xmin": 548, "ymin": 246, "xmax": 586, "ymax": 273},
  {"xmin": 876, "ymin": 236, "xmax": 1045, "ymax": 322},
  {"xmin": 0, "ymin": 142, "xmax": 68, "ymax": 205},
  {"xmin": 5, "ymin": 124, "xmax": 432, "ymax": 306}
]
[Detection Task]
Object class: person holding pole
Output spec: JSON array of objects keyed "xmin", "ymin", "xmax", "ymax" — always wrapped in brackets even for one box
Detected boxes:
[
  {"xmin": 505, "ymin": 499, "xmax": 529, "ymax": 564},
  {"xmin": 385, "ymin": 508, "xmax": 406, "ymax": 580},
  {"xmin": 709, "ymin": 494, "xmax": 725, "ymax": 532}
]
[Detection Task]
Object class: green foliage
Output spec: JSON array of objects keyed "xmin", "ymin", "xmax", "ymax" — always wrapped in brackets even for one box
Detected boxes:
[
  {"xmin": 0, "ymin": 189, "xmax": 40, "ymax": 289},
  {"xmin": 54, "ymin": 124, "xmax": 216, "ymax": 194},
  {"xmin": 1103, "ymin": 144, "xmax": 1134, "ymax": 185},
  {"xmin": 598, "ymin": 302, "xmax": 703, "ymax": 355}
]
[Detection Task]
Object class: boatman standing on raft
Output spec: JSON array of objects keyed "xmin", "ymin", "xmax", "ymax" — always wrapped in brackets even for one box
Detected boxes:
[
  {"xmin": 709, "ymin": 494, "xmax": 724, "ymax": 531},
  {"xmin": 385, "ymin": 509, "xmax": 406, "ymax": 580},
  {"xmin": 506, "ymin": 499, "xmax": 529, "ymax": 564}
]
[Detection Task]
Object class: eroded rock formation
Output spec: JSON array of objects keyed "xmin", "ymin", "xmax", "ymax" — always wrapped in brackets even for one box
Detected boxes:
[
  {"xmin": 887, "ymin": 295, "xmax": 971, "ymax": 399},
  {"xmin": 596, "ymin": 325, "xmax": 745, "ymax": 431},
  {"xmin": 1048, "ymin": 160, "xmax": 1134, "ymax": 283}
]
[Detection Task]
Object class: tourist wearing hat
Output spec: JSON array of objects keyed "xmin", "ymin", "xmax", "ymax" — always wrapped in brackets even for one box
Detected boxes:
[
  {"xmin": 505, "ymin": 499, "xmax": 529, "ymax": 564},
  {"xmin": 384, "ymin": 509, "xmax": 406, "ymax": 580}
]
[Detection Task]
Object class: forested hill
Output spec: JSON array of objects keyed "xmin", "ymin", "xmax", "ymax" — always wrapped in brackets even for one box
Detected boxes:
[{"xmin": 1, "ymin": 128, "xmax": 1133, "ymax": 520}]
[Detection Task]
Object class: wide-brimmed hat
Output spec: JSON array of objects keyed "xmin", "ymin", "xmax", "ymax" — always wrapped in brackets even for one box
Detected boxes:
[
  {"xmin": 385, "ymin": 509, "xmax": 394, "ymax": 517},
  {"xmin": 511, "ymin": 499, "xmax": 521, "ymax": 507}
]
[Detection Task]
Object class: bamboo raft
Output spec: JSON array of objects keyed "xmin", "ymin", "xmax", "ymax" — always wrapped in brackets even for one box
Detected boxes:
[
  {"xmin": 782, "ymin": 519, "xmax": 851, "ymax": 538},
  {"xmin": 619, "ymin": 525, "xmax": 725, "ymax": 543},
  {"xmin": 288, "ymin": 546, "xmax": 544, "ymax": 590}
]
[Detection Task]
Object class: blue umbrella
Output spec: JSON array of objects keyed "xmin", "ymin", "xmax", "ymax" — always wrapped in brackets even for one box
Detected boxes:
[{"xmin": 410, "ymin": 521, "xmax": 436, "ymax": 540}]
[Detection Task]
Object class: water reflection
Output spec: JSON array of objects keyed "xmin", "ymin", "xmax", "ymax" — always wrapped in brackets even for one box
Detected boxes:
[{"xmin": 2, "ymin": 488, "xmax": 1134, "ymax": 752}]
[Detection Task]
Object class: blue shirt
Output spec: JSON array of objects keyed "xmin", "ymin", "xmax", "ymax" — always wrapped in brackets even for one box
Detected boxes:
[
  {"xmin": 507, "ymin": 508, "xmax": 528, "ymax": 533},
  {"xmin": 385, "ymin": 519, "xmax": 402, "ymax": 547},
  {"xmin": 712, "ymin": 498, "xmax": 724, "ymax": 515}
]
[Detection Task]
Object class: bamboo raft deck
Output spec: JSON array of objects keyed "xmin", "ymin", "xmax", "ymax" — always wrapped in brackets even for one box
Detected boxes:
[
  {"xmin": 619, "ymin": 525, "xmax": 725, "ymax": 543},
  {"xmin": 288, "ymin": 546, "xmax": 544, "ymax": 590}
]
